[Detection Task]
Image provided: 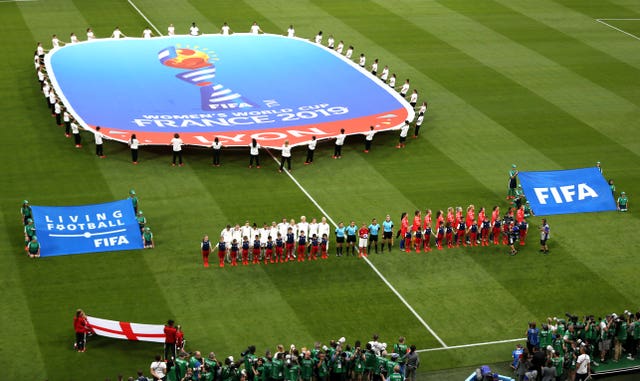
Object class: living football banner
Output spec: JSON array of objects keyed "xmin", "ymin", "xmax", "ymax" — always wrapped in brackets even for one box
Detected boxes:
[
  {"xmin": 30, "ymin": 199, "xmax": 144, "ymax": 257},
  {"xmin": 519, "ymin": 167, "xmax": 616, "ymax": 216},
  {"xmin": 86, "ymin": 315, "xmax": 165, "ymax": 343}
]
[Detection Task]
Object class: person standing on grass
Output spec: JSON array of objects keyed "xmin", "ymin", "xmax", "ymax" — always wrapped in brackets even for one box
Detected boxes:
[
  {"xmin": 143, "ymin": 227, "xmax": 154, "ymax": 248},
  {"xmin": 345, "ymin": 220, "xmax": 358, "ymax": 256},
  {"xmin": 150, "ymin": 354, "xmax": 167, "ymax": 381},
  {"xmin": 201, "ymin": 235, "xmax": 211, "ymax": 268},
  {"xmin": 364, "ymin": 126, "xmax": 375, "ymax": 153},
  {"xmin": 382, "ymin": 215, "xmax": 394, "ymax": 252},
  {"xmin": 409, "ymin": 90, "xmax": 418, "ymax": 108},
  {"xmin": 129, "ymin": 189, "xmax": 139, "ymax": 214},
  {"xmin": 279, "ymin": 140, "xmax": 292, "ymax": 172},
  {"xmin": 396, "ymin": 120, "xmax": 410, "ymax": 148},
  {"xmin": 63, "ymin": 108, "xmax": 71, "ymax": 137},
  {"xmin": 20, "ymin": 200, "xmax": 32, "ymax": 225},
  {"xmin": 94, "ymin": 126, "xmax": 105, "ymax": 158},
  {"xmin": 335, "ymin": 222, "xmax": 346, "ymax": 257},
  {"xmin": 27, "ymin": 236, "xmax": 40, "ymax": 258},
  {"xmin": 507, "ymin": 164, "xmax": 519, "ymax": 199},
  {"xmin": 617, "ymin": 191, "xmax": 628, "ymax": 212},
  {"xmin": 539, "ymin": 219, "xmax": 550, "ymax": 254},
  {"xmin": 164, "ymin": 320, "xmax": 177, "ymax": 360},
  {"xmin": 71, "ymin": 119, "xmax": 82, "ymax": 148},
  {"xmin": 367, "ymin": 218, "xmax": 380, "ymax": 254},
  {"xmin": 73, "ymin": 309, "xmax": 89, "ymax": 352},
  {"xmin": 212, "ymin": 137, "xmax": 222, "ymax": 166},
  {"xmin": 399, "ymin": 79, "xmax": 410, "ymax": 98},
  {"xmin": 333, "ymin": 129, "xmax": 346, "ymax": 159},
  {"xmin": 129, "ymin": 134, "xmax": 139, "ymax": 164},
  {"xmin": 170, "ymin": 133, "xmax": 184, "ymax": 166},
  {"xmin": 413, "ymin": 112, "xmax": 424, "ymax": 138},
  {"xmin": 249, "ymin": 138, "xmax": 261, "ymax": 168},
  {"xmin": 305, "ymin": 136, "xmax": 316, "ymax": 165},
  {"xmin": 216, "ymin": 236, "xmax": 227, "ymax": 268}
]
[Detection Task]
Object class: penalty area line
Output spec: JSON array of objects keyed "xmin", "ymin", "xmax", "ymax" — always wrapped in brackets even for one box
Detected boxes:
[
  {"xmin": 417, "ymin": 337, "xmax": 525, "ymax": 352},
  {"xmin": 595, "ymin": 19, "xmax": 640, "ymax": 42},
  {"xmin": 127, "ymin": 0, "xmax": 163, "ymax": 37},
  {"xmin": 266, "ymin": 150, "xmax": 448, "ymax": 348}
]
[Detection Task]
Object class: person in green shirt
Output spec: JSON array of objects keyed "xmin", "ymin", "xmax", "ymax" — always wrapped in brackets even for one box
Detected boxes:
[
  {"xmin": 523, "ymin": 201, "xmax": 534, "ymax": 218},
  {"xmin": 174, "ymin": 353, "xmax": 190, "ymax": 381},
  {"xmin": 242, "ymin": 345, "xmax": 257, "ymax": 380},
  {"xmin": 363, "ymin": 344, "xmax": 377, "ymax": 381},
  {"xmin": 221, "ymin": 357, "xmax": 240, "ymax": 381},
  {"xmin": 27, "ymin": 236, "xmax": 40, "ymax": 258},
  {"xmin": 614, "ymin": 318, "xmax": 627, "ymax": 361},
  {"xmin": 617, "ymin": 192, "xmax": 629, "ymax": 212},
  {"xmin": 24, "ymin": 218, "xmax": 36, "ymax": 247},
  {"xmin": 507, "ymin": 164, "xmax": 519, "ymax": 199},
  {"xmin": 299, "ymin": 351, "xmax": 315, "ymax": 381},
  {"xmin": 608, "ymin": 179, "xmax": 616, "ymax": 198},
  {"xmin": 253, "ymin": 357, "xmax": 265, "ymax": 381},
  {"xmin": 316, "ymin": 352, "xmax": 329, "ymax": 381},
  {"xmin": 204, "ymin": 352, "xmax": 220, "ymax": 381},
  {"xmin": 551, "ymin": 351, "xmax": 563, "ymax": 380},
  {"xmin": 393, "ymin": 337, "xmax": 408, "ymax": 374},
  {"xmin": 129, "ymin": 189, "xmax": 139, "ymax": 214},
  {"xmin": 143, "ymin": 227, "xmax": 154, "ymax": 248},
  {"xmin": 262, "ymin": 353, "xmax": 273, "ymax": 381},
  {"xmin": 351, "ymin": 346, "xmax": 365, "ymax": 381},
  {"xmin": 271, "ymin": 353, "xmax": 285, "ymax": 381},
  {"xmin": 20, "ymin": 200, "xmax": 32, "ymax": 225},
  {"xmin": 389, "ymin": 365, "xmax": 404, "ymax": 381},
  {"xmin": 137, "ymin": 210, "xmax": 147, "ymax": 232},
  {"xmin": 285, "ymin": 356, "xmax": 300, "ymax": 381},
  {"xmin": 330, "ymin": 348, "xmax": 347, "ymax": 381},
  {"xmin": 539, "ymin": 325, "xmax": 552, "ymax": 350}
]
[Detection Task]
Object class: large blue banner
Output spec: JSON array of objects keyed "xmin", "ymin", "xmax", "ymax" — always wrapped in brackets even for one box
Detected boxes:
[
  {"xmin": 31, "ymin": 199, "xmax": 144, "ymax": 257},
  {"xmin": 519, "ymin": 167, "xmax": 616, "ymax": 216}
]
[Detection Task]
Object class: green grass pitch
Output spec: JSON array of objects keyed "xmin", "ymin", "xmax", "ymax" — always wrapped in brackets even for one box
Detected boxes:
[{"xmin": 1, "ymin": 0, "xmax": 639, "ymax": 379}]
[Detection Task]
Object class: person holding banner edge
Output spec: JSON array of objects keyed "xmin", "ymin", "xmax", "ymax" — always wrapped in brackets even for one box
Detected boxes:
[{"xmin": 507, "ymin": 164, "xmax": 518, "ymax": 200}]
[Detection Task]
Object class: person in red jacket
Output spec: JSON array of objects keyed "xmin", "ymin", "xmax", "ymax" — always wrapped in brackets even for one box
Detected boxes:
[
  {"xmin": 175, "ymin": 325, "xmax": 185, "ymax": 353},
  {"xmin": 398, "ymin": 212, "xmax": 409, "ymax": 250},
  {"xmin": 73, "ymin": 309, "xmax": 90, "ymax": 352},
  {"xmin": 164, "ymin": 319, "xmax": 177, "ymax": 360}
]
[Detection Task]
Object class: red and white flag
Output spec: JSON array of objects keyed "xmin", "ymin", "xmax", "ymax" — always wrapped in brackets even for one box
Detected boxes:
[{"xmin": 86, "ymin": 315, "xmax": 166, "ymax": 343}]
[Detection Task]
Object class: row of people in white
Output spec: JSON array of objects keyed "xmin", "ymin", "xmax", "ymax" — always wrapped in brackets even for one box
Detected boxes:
[{"xmin": 219, "ymin": 216, "xmax": 332, "ymax": 248}]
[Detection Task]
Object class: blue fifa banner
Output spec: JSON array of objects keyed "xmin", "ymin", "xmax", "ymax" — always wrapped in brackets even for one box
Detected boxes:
[
  {"xmin": 31, "ymin": 199, "xmax": 144, "ymax": 257},
  {"xmin": 519, "ymin": 167, "xmax": 616, "ymax": 216}
]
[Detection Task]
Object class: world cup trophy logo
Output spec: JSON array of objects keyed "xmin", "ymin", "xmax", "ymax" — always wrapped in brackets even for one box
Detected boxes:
[{"xmin": 158, "ymin": 46, "xmax": 254, "ymax": 110}]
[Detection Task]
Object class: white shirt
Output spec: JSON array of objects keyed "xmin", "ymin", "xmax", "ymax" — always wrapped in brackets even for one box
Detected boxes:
[
  {"xmin": 416, "ymin": 114, "xmax": 424, "ymax": 126},
  {"xmin": 170, "ymin": 137, "xmax": 183, "ymax": 151},
  {"xmin": 389, "ymin": 76, "xmax": 396, "ymax": 87},
  {"xmin": 241, "ymin": 225, "xmax": 252, "ymax": 239},
  {"xmin": 143, "ymin": 29, "xmax": 152, "ymax": 39},
  {"xmin": 336, "ymin": 42, "xmax": 344, "ymax": 54},
  {"xmin": 54, "ymin": 103, "xmax": 61, "ymax": 114},
  {"xmin": 410, "ymin": 92, "xmax": 418, "ymax": 103},
  {"xmin": 221, "ymin": 229, "xmax": 232, "ymax": 245},
  {"xmin": 287, "ymin": 27, "xmax": 295, "ymax": 37},
  {"xmin": 345, "ymin": 48, "xmax": 353, "ymax": 59},
  {"xmin": 52, "ymin": 37, "xmax": 61, "ymax": 48},
  {"xmin": 335, "ymin": 134, "xmax": 346, "ymax": 146},
  {"xmin": 70, "ymin": 35, "xmax": 79, "ymax": 43},
  {"xmin": 250, "ymin": 24, "xmax": 261, "ymax": 34},
  {"xmin": 269, "ymin": 225, "xmax": 278, "ymax": 240},
  {"xmin": 576, "ymin": 353, "xmax": 589, "ymax": 374},
  {"xmin": 130, "ymin": 138, "xmax": 139, "ymax": 149},
  {"xmin": 221, "ymin": 25, "xmax": 231, "ymax": 35},
  {"xmin": 87, "ymin": 31, "xmax": 95, "ymax": 40},
  {"xmin": 167, "ymin": 25, "xmax": 175, "ymax": 36},
  {"xmin": 419, "ymin": 104, "xmax": 427, "ymax": 114},
  {"xmin": 400, "ymin": 124, "xmax": 410, "ymax": 138},
  {"xmin": 400, "ymin": 82, "xmax": 410, "ymax": 94},
  {"xmin": 281, "ymin": 145, "xmax": 291, "ymax": 158},
  {"xmin": 314, "ymin": 34, "xmax": 322, "ymax": 44},
  {"xmin": 318, "ymin": 222, "xmax": 330, "ymax": 239},
  {"xmin": 94, "ymin": 131, "xmax": 104, "ymax": 144},
  {"xmin": 231, "ymin": 228, "xmax": 242, "ymax": 242},
  {"xmin": 37, "ymin": 45, "xmax": 44, "ymax": 56},
  {"xmin": 150, "ymin": 361, "xmax": 167, "ymax": 378},
  {"xmin": 43, "ymin": 86, "xmax": 50, "ymax": 98},
  {"xmin": 371, "ymin": 62, "xmax": 378, "ymax": 73},
  {"xmin": 112, "ymin": 29, "xmax": 123, "ymax": 39},
  {"xmin": 359, "ymin": 56, "xmax": 366, "ymax": 67},
  {"xmin": 190, "ymin": 26, "xmax": 200, "ymax": 36},
  {"xmin": 365, "ymin": 130, "xmax": 375, "ymax": 141},
  {"xmin": 212, "ymin": 141, "xmax": 222, "ymax": 150},
  {"xmin": 250, "ymin": 143, "xmax": 260, "ymax": 155},
  {"xmin": 309, "ymin": 223, "xmax": 319, "ymax": 238},
  {"xmin": 259, "ymin": 228, "xmax": 269, "ymax": 244},
  {"xmin": 49, "ymin": 93, "xmax": 56, "ymax": 104},
  {"xmin": 327, "ymin": 37, "xmax": 334, "ymax": 48},
  {"xmin": 381, "ymin": 67, "xmax": 389, "ymax": 81},
  {"xmin": 308, "ymin": 140, "xmax": 316, "ymax": 150},
  {"xmin": 250, "ymin": 228, "xmax": 261, "ymax": 241},
  {"xmin": 297, "ymin": 221, "xmax": 309, "ymax": 238},
  {"xmin": 71, "ymin": 122, "xmax": 79, "ymax": 134},
  {"xmin": 63, "ymin": 112, "xmax": 70, "ymax": 122},
  {"xmin": 278, "ymin": 222, "xmax": 290, "ymax": 238}
]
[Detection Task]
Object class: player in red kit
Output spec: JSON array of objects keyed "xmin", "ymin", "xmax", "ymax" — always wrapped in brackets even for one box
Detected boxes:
[
  {"xmin": 175, "ymin": 325, "xmax": 185, "ymax": 353},
  {"xmin": 480, "ymin": 218, "xmax": 491, "ymax": 246},
  {"xmin": 321, "ymin": 234, "xmax": 328, "ymax": 259},
  {"xmin": 74, "ymin": 309, "xmax": 90, "ymax": 352},
  {"xmin": 310, "ymin": 234, "xmax": 319, "ymax": 260},
  {"xmin": 477, "ymin": 207, "xmax": 486, "ymax": 229},
  {"xmin": 164, "ymin": 319, "xmax": 177, "ymax": 360},
  {"xmin": 492, "ymin": 219, "xmax": 502, "ymax": 245},
  {"xmin": 446, "ymin": 207, "xmax": 455, "ymax": 226},
  {"xmin": 465, "ymin": 205, "xmax": 475, "ymax": 245},
  {"xmin": 404, "ymin": 230, "xmax": 412, "ymax": 253},
  {"xmin": 265, "ymin": 236, "xmax": 274, "ymax": 264},
  {"xmin": 436, "ymin": 223, "xmax": 445, "ymax": 250},
  {"xmin": 297, "ymin": 231, "xmax": 307, "ymax": 262},
  {"xmin": 216, "ymin": 236, "xmax": 226, "ymax": 268},
  {"xmin": 230, "ymin": 239, "xmax": 239, "ymax": 266},
  {"xmin": 252, "ymin": 236, "xmax": 261, "ymax": 264},
  {"xmin": 455, "ymin": 219, "xmax": 466, "ymax": 247},
  {"xmin": 285, "ymin": 227, "xmax": 295, "ymax": 261},
  {"xmin": 455, "ymin": 207, "xmax": 463, "ymax": 224},
  {"xmin": 398, "ymin": 212, "xmax": 409, "ymax": 251},
  {"xmin": 201, "ymin": 235, "xmax": 211, "ymax": 268},
  {"xmin": 414, "ymin": 227, "xmax": 423, "ymax": 252},
  {"xmin": 445, "ymin": 222, "xmax": 454, "ymax": 248},
  {"xmin": 468, "ymin": 218, "xmax": 479, "ymax": 246},
  {"xmin": 519, "ymin": 220, "xmax": 528, "ymax": 245},
  {"xmin": 435, "ymin": 210, "xmax": 444, "ymax": 231},
  {"xmin": 358, "ymin": 223, "xmax": 369, "ymax": 257},
  {"xmin": 275, "ymin": 233, "xmax": 284, "ymax": 263},
  {"xmin": 516, "ymin": 205, "xmax": 525, "ymax": 224},
  {"xmin": 411, "ymin": 210, "xmax": 421, "ymax": 233},
  {"xmin": 241, "ymin": 236, "xmax": 250, "ymax": 265},
  {"xmin": 423, "ymin": 225, "xmax": 432, "ymax": 251}
]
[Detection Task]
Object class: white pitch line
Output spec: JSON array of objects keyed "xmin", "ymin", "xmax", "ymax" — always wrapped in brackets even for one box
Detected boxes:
[
  {"xmin": 595, "ymin": 19, "xmax": 640, "ymax": 42},
  {"xmin": 417, "ymin": 337, "xmax": 525, "ymax": 352},
  {"xmin": 127, "ymin": 0, "xmax": 162, "ymax": 37},
  {"xmin": 266, "ymin": 150, "xmax": 448, "ymax": 348}
]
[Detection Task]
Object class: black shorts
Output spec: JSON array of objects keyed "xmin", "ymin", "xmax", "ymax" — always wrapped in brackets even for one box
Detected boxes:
[
  {"xmin": 383, "ymin": 231, "xmax": 392, "ymax": 239},
  {"xmin": 509, "ymin": 178, "xmax": 517, "ymax": 189},
  {"xmin": 346, "ymin": 235, "xmax": 356, "ymax": 243},
  {"xmin": 540, "ymin": 239, "xmax": 547, "ymax": 245},
  {"xmin": 336, "ymin": 237, "xmax": 345, "ymax": 243},
  {"xmin": 399, "ymin": 136, "xmax": 407, "ymax": 143},
  {"xmin": 369, "ymin": 234, "xmax": 379, "ymax": 242}
]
